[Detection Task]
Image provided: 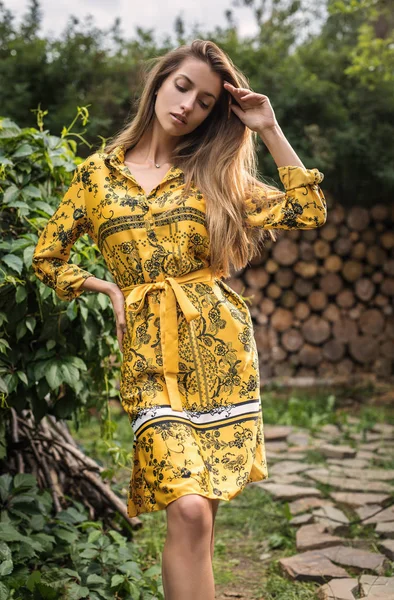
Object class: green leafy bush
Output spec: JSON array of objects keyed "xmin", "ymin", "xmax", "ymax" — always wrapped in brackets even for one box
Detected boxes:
[
  {"xmin": 0, "ymin": 114, "xmax": 119, "ymax": 429},
  {"xmin": 0, "ymin": 473, "xmax": 164, "ymax": 599}
]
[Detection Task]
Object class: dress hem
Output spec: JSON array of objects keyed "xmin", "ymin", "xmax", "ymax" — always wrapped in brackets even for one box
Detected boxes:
[{"xmin": 126, "ymin": 470, "xmax": 269, "ymax": 518}]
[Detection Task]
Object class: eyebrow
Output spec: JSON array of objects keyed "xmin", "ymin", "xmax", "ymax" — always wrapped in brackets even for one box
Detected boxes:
[{"xmin": 176, "ymin": 73, "xmax": 217, "ymax": 100}]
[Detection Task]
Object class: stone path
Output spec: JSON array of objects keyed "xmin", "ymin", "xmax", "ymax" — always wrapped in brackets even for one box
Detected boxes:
[{"xmin": 251, "ymin": 418, "xmax": 394, "ymax": 599}]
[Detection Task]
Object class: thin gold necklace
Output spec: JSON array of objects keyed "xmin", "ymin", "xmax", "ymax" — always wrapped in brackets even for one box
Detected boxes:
[{"xmin": 126, "ymin": 157, "xmax": 170, "ymax": 169}]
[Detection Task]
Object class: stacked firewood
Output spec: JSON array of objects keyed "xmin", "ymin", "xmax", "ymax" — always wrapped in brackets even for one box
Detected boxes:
[{"xmin": 228, "ymin": 203, "xmax": 394, "ymax": 380}]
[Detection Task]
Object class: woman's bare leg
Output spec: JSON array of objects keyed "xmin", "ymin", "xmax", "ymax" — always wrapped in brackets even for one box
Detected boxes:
[
  {"xmin": 161, "ymin": 495, "xmax": 220, "ymax": 600},
  {"xmin": 209, "ymin": 499, "xmax": 220, "ymax": 560}
]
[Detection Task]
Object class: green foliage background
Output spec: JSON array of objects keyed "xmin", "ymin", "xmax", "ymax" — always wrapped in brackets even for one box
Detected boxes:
[
  {"xmin": 0, "ymin": 115, "xmax": 119, "ymax": 427},
  {"xmin": 1, "ymin": 0, "xmax": 394, "ymax": 206}
]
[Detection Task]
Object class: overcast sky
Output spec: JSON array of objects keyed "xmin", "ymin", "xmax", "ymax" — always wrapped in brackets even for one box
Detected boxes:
[{"xmin": 5, "ymin": 0, "xmax": 261, "ymax": 42}]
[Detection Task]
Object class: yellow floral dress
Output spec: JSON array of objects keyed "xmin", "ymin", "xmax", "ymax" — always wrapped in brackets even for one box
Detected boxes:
[{"xmin": 32, "ymin": 144, "xmax": 327, "ymax": 517}]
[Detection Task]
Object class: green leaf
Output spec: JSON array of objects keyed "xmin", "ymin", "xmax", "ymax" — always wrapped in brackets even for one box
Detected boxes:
[
  {"xmin": 13, "ymin": 143, "xmax": 34, "ymax": 158},
  {"xmin": 1, "ymin": 254, "xmax": 23, "ymax": 275},
  {"xmin": 0, "ymin": 522, "xmax": 28, "ymax": 543},
  {"xmin": 3, "ymin": 185, "xmax": 19, "ymax": 204},
  {"xmin": 16, "ymin": 321, "xmax": 27, "ymax": 341},
  {"xmin": 23, "ymin": 184, "xmax": 41, "ymax": 198},
  {"xmin": 26, "ymin": 570, "xmax": 41, "ymax": 592},
  {"xmin": 15, "ymin": 285, "xmax": 27, "ymax": 303},
  {"xmin": 16, "ymin": 371, "xmax": 28, "ymax": 385},
  {"xmin": 25, "ymin": 316, "xmax": 36, "ymax": 333},
  {"xmin": 110, "ymin": 574, "xmax": 124, "ymax": 588},
  {"xmin": 46, "ymin": 362, "xmax": 63, "ymax": 389}
]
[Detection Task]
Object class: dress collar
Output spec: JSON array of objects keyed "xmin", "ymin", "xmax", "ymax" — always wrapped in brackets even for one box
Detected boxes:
[{"xmin": 103, "ymin": 144, "xmax": 184, "ymax": 185}]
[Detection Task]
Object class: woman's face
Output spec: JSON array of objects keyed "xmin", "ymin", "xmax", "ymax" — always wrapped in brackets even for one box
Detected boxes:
[{"xmin": 154, "ymin": 57, "xmax": 223, "ymax": 136}]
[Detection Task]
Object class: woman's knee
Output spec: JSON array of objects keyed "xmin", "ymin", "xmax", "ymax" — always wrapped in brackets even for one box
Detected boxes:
[{"xmin": 166, "ymin": 494, "xmax": 213, "ymax": 536}]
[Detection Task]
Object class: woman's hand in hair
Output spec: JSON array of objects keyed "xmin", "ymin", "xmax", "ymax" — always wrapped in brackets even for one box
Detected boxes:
[{"xmin": 223, "ymin": 81, "xmax": 279, "ymax": 134}]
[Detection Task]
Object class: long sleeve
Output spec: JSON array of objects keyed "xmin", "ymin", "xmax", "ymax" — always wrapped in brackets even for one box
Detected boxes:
[
  {"xmin": 243, "ymin": 165, "xmax": 327, "ymax": 230},
  {"xmin": 32, "ymin": 163, "xmax": 94, "ymax": 301}
]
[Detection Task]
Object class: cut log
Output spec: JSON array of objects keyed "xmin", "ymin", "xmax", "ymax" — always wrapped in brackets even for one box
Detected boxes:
[
  {"xmin": 308, "ymin": 290, "xmax": 328, "ymax": 311},
  {"xmin": 294, "ymin": 302, "xmax": 311, "ymax": 321},
  {"xmin": 280, "ymin": 290, "xmax": 298, "ymax": 308},
  {"xmin": 320, "ymin": 273, "xmax": 343, "ymax": 295},
  {"xmin": 298, "ymin": 344, "xmax": 323, "ymax": 367},
  {"xmin": 301, "ymin": 315, "xmax": 331, "ymax": 344},
  {"xmin": 332, "ymin": 318, "xmax": 358, "ymax": 343},
  {"xmin": 294, "ymin": 278, "xmax": 314, "ymax": 297},
  {"xmin": 371, "ymin": 204, "xmax": 389, "ymax": 221},
  {"xmin": 274, "ymin": 268, "xmax": 295, "ymax": 288},
  {"xmin": 334, "ymin": 237, "xmax": 352, "ymax": 256},
  {"xmin": 324, "ymin": 255, "xmax": 343, "ymax": 272},
  {"xmin": 355, "ymin": 278, "xmax": 376, "ymax": 302},
  {"xmin": 359, "ymin": 309, "xmax": 385, "ymax": 335},
  {"xmin": 320, "ymin": 223, "xmax": 338, "ymax": 241},
  {"xmin": 347, "ymin": 206, "xmax": 370, "ymax": 231},
  {"xmin": 282, "ymin": 328, "xmax": 304, "ymax": 352},
  {"xmin": 294, "ymin": 261, "xmax": 318, "ymax": 278},
  {"xmin": 259, "ymin": 297, "xmax": 275, "ymax": 315},
  {"xmin": 323, "ymin": 304, "xmax": 341, "ymax": 322},
  {"xmin": 266, "ymin": 283, "xmax": 282, "ymax": 299},
  {"xmin": 299, "ymin": 241, "xmax": 315, "ymax": 261},
  {"xmin": 342, "ymin": 260, "xmax": 363, "ymax": 282},
  {"xmin": 351, "ymin": 241, "xmax": 367, "ymax": 260},
  {"xmin": 381, "ymin": 278, "xmax": 394, "ymax": 296},
  {"xmin": 366, "ymin": 245, "xmax": 387, "ymax": 266},
  {"xmin": 337, "ymin": 289, "xmax": 355, "ymax": 308},
  {"xmin": 271, "ymin": 308, "xmax": 294, "ymax": 331},
  {"xmin": 381, "ymin": 231, "xmax": 394, "ymax": 250},
  {"xmin": 314, "ymin": 239, "xmax": 331, "ymax": 259},
  {"xmin": 244, "ymin": 267, "xmax": 270, "ymax": 289},
  {"xmin": 322, "ymin": 340, "xmax": 345, "ymax": 362},
  {"xmin": 349, "ymin": 336, "xmax": 379, "ymax": 363},
  {"xmin": 272, "ymin": 238, "xmax": 299, "ymax": 266}
]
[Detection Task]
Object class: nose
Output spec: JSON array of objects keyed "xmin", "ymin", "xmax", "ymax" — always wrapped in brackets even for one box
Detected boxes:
[{"xmin": 179, "ymin": 93, "xmax": 196, "ymax": 113}]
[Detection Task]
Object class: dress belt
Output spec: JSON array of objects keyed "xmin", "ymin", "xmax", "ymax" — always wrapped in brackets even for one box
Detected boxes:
[{"xmin": 121, "ymin": 266, "xmax": 217, "ymax": 413}]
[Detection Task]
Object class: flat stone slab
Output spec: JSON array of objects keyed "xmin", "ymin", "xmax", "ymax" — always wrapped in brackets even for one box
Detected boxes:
[
  {"xmin": 321, "ymin": 466, "xmax": 394, "ymax": 482},
  {"xmin": 326, "ymin": 458, "xmax": 370, "ymax": 469},
  {"xmin": 357, "ymin": 450, "xmax": 375, "ymax": 460},
  {"xmin": 304, "ymin": 469, "xmax": 392, "ymax": 493},
  {"xmin": 287, "ymin": 431, "xmax": 311, "ymax": 447},
  {"xmin": 359, "ymin": 574, "xmax": 394, "ymax": 599},
  {"xmin": 372, "ymin": 423, "xmax": 394, "ymax": 436},
  {"xmin": 270, "ymin": 460, "xmax": 312, "ymax": 475},
  {"xmin": 375, "ymin": 522, "xmax": 394, "ymax": 538},
  {"xmin": 290, "ymin": 513, "xmax": 314, "ymax": 526},
  {"xmin": 296, "ymin": 523, "xmax": 345, "ymax": 551},
  {"xmin": 356, "ymin": 505, "xmax": 394, "ymax": 524},
  {"xmin": 255, "ymin": 483, "xmax": 322, "ymax": 500},
  {"xmin": 318, "ymin": 545, "xmax": 387, "ymax": 574},
  {"xmin": 265, "ymin": 441, "xmax": 288, "ymax": 452},
  {"xmin": 330, "ymin": 492, "xmax": 391, "ymax": 507},
  {"xmin": 289, "ymin": 497, "xmax": 334, "ymax": 515},
  {"xmin": 312, "ymin": 506, "xmax": 350, "ymax": 535},
  {"xmin": 264, "ymin": 425, "xmax": 294, "ymax": 440},
  {"xmin": 265, "ymin": 474, "xmax": 306, "ymax": 486},
  {"xmin": 318, "ymin": 424, "xmax": 342, "ymax": 437},
  {"xmin": 276, "ymin": 452, "xmax": 307, "ymax": 461},
  {"xmin": 319, "ymin": 444, "xmax": 357, "ymax": 459},
  {"xmin": 279, "ymin": 550, "xmax": 349, "ymax": 583},
  {"xmin": 316, "ymin": 577, "xmax": 359, "ymax": 600},
  {"xmin": 378, "ymin": 540, "xmax": 394, "ymax": 560}
]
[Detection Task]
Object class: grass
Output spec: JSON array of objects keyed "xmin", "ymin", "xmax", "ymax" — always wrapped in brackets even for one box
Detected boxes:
[{"xmin": 68, "ymin": 388, "xmax": 394, "ymax": 599}]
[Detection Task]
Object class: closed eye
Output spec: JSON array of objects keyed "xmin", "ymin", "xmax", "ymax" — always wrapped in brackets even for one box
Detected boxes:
[{"xmin": 175, "ymin": 83, "xmax": 210, "ymax": 109}]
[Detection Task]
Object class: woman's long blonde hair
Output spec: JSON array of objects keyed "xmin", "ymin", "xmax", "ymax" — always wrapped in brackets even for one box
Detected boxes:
[{"xmin": 104, "ymin": 39, "xmax": 284, "ymax": 279}]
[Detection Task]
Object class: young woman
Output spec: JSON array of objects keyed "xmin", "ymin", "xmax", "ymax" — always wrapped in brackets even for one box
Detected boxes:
[{"xmin": 32, "ymin": 39, "xmax": 326, "ymax": 599}]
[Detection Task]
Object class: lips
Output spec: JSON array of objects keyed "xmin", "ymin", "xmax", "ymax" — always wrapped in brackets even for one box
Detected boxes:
[{"xmin": 171, "ymin": 113, "xmax": 187, "ymax": 124}]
